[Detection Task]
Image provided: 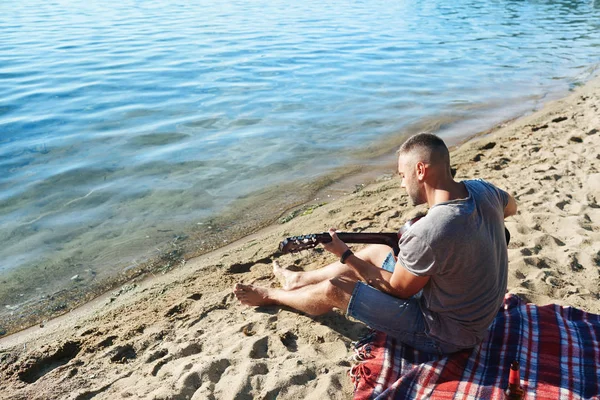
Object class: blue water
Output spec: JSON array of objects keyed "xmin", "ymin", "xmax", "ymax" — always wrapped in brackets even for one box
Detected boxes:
[{"xmin": 1, "ymin": 0, "xmax": 599, "ymax": 323}]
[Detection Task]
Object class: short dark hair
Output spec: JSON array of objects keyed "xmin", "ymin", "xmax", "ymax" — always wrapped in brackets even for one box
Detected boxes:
[{"xmin": 397, "ymin": 132, "xmax": 450, "ymax": 167}]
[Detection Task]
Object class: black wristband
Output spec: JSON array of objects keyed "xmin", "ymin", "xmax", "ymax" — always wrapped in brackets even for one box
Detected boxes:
[{"xmin": 340, "ymin": 249, "xmax": 354, "ymax": 264}]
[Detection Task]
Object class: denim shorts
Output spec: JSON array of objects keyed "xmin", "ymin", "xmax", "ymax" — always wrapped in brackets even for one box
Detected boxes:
[{"xmin": 346, "ymin": 252, "xmax": 445, "ymax": 355}]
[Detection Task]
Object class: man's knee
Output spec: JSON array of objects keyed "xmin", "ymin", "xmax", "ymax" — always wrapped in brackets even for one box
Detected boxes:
[
  {"xmin": 355, "ymin": 244, "xmax": 393, "ymax": 266},
  {"xmin": 323, "ymin": 276, "xmax": 356, "ymax": 310}
]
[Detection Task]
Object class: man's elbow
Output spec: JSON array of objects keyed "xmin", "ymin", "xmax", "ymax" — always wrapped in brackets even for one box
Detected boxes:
[
  {"xmin": 389, "ymin": 272, "xmax": 429, "ymax": 299},
  {"xmin": 504, "ymin": 195, "xmax": 517, "ymax": 218},
  {"xmin": 387, "ymin": 285, "xmax": 414, "ymax": 300}
]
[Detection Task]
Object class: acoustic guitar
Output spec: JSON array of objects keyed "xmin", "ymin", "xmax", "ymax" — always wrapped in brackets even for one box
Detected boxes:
[
  {"xmin": 278, "ymin": 216, "xmax": 423, "ymax": 255},
  {"xmin": 278, "ymin": 215, "xmax": 510, "ymax": 255}
]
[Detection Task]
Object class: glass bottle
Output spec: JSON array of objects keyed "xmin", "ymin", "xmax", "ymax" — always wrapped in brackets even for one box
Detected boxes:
[{"xmin": 505, "ymin": 360, "xmax": 525, "ymax": 399}]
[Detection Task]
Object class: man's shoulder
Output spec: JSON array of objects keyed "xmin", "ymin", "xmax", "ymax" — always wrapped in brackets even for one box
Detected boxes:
[
  {"xmin": 463, "ymin": 178, "xmax": 508, "ymax": 206},
  {"xmin": 409, "ymin": 207, "xmax": 462, "ymax": 241},
  {"xmin": 463, "ymin": 178, "xmax": 493, "ymax": 189}
]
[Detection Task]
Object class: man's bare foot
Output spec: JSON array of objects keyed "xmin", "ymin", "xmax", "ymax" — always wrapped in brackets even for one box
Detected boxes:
[
  {"xmin": 273, "ymin": 261, "xmax": 300, "ymax": 290},
  {"xmin": 233, "ymin": 283, "xmax": 277, "ymax": 306}
]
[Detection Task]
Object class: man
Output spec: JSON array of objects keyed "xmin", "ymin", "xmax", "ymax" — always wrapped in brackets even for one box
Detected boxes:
[{"xmin": 234, "ymin": 133, "xmax": 517, "ymax": 354}]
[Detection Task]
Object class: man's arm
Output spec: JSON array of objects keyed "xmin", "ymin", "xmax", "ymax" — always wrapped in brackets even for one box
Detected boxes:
[
  {"xmin": 340, "ymin": 254, "xmax": 429, "ymax": 299},
  {"xmin": 504, "ymin": 193, "xmax": 517, "ymax": 218},
  {"xmin": 323, "ymin": 229, "xmax": 429, "ymax": 298},
  {"xmin": 388, "ymin": 263, "xmax": 430, "ymax": 298}
]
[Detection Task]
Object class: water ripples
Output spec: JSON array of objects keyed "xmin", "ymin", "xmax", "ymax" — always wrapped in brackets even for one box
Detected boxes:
[{"xmin": 0, "ymin": 0, "xmax": 599, "ymax": 305}]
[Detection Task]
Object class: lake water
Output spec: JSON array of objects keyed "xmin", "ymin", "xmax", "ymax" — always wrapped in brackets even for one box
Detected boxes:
[{"xmin": 1, "ymin": 0, "xmax": 599, "ymax": 333}]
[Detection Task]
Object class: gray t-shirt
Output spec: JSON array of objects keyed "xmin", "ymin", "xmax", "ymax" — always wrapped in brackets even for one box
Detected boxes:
[{"xmin": 397, "ymin": 179, "xmax": 509, "ymax": 350}]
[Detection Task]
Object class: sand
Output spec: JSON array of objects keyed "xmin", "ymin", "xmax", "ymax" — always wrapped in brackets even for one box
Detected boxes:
[{"xmin": 1, "ymin": 76, "xmax": 599, "ymax": 400}]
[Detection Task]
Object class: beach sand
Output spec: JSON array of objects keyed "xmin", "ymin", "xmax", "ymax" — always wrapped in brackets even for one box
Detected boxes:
[{"xmin": 1, "ymin": 76, "xmax": 599, "ymax": 400}]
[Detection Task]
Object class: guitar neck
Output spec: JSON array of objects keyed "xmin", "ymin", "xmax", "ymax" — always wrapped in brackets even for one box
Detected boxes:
[
  {"xmin": 334, "ymin": 232, "xmax": 400, "ymax": 254},
  {"xmin": 279, "ymin": 231, "xmax": 400, "ymax": 254},
  {"xmin": 278, "ymin": 216, "xmax": 423, "ymax": 254}
]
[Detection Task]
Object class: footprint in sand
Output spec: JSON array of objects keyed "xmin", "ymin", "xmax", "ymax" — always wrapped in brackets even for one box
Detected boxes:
[
  {"xmin": 17, "ymin": 341, "xmax": 81, "ymax": 384},
  {"xmin": 178, "ymin": 342, "xmax": 203, "ymax": 358},
  {"xmin": 579, "ymin": 213, "xmax": 595, "ymax": 231},
  {"xmin": 513, "ymin": 270, "xmax": 526, "ymax": 280},
  {"xmin": 164, "ymin": 300, "xmax": 191, "ymax": 320},
  {"xmin": 569, "ymin": 254, "xmax": 585, "ymax": 272},
  {"xmin": 145, "ymin": 348, "xmax": 168, "ymax": 364},
  {"xmin": 172, "ymin": 358, "xmax": 232, "ymax": 399},
  {"xmin": 523, "ymin": 256, "xmax": 553, "ymax": 270},
  {"xmin": 249, "ymin": 336, "xmax": 269, "ymax": 359},
  {"xmin": 556, "ymin": 200, "xmax": 570, "ymax": 211},
  {"xmin": 108, "ymin": 343, "xmax": 136, "ymax": 364},
  {"xmin": 150, "ymin": 356, "xmax": 173, "ymax": 376}
]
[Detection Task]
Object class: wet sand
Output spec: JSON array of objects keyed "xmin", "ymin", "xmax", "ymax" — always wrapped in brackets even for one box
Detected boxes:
[{"xmin": 1, "ymin": 75, "xmax": 599, "ymax": 399}]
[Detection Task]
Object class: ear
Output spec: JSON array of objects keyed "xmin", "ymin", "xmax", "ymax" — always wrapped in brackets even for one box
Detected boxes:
[{"xmin": 415, "ymin": 161, "xmax": 426, "ymax": 181}]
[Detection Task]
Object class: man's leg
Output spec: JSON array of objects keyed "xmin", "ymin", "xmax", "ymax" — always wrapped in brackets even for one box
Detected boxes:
[
  {"xmin": 234, "ymin": 275, "xmax": 357, "ymax": 316},
  {"xmin": 275, "ymin": 244, "xmax": 392, "ymax": 290}
]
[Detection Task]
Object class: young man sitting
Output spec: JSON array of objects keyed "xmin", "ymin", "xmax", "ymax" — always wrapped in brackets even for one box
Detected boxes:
[{"xmin": 234, "ymin": 133, "xmax": 517, "ymax": 354}]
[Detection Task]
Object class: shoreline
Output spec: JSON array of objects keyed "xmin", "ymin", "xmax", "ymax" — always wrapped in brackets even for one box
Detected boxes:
[
  {"xmin": 0, "ymin": 80, "xmax": 571, "ymax": 339},
  {"xmin": 0, "ymin": 114, "xmax": 534, "ymax": 338},
  {"xmin": 1, "ymin": 75, "xmax": 600, "ymax": 399},
  {"xmin": 0, "ymin": 116, "xmax": 496, "ymax": 337}
]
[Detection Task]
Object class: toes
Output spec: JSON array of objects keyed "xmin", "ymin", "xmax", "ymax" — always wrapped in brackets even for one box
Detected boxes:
[
  {"xmin": 233, "ymin": 284, "xmax": 249, "ymax": 299},
  {"xmin": 234, "ymin": 285, "xmax": 254, "ymax": 305},
  {"xmin": 234, "ymin": 283, "xmax": 248, "ymax": 292}
]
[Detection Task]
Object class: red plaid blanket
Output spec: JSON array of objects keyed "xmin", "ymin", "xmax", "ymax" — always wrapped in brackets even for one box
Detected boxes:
[{"xmin": 350, "ymin": 294, "xmax": 600, "ymax": 399}]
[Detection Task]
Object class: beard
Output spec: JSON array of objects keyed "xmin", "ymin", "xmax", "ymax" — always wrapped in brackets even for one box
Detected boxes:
[{"xmin": 407, "ymin": 185, "xmax": 426, "ymax": 206}]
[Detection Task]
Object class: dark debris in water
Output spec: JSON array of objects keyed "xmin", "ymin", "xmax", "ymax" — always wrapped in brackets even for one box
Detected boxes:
[
  {"xmin": 279, "ymin": 203, "xmax": 326, "ymax": 224},
  {"xmin": 353, "ymin": 184, "xmax": 365, "ymax": 193},
  {"xmin": 51, "ymin": 303, "xmax": 68, "ymax": 312}
]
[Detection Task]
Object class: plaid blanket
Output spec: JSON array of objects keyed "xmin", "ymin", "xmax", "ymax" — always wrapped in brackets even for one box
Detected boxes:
[{"xmin": 350, "ymin": 294, "xmax": 600, "ymax": 399}]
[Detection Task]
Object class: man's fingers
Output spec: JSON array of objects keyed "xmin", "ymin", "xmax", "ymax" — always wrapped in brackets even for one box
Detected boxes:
[{"xmin": 323, "ymin": 227, "xmax": 350, "ymax": 259}]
